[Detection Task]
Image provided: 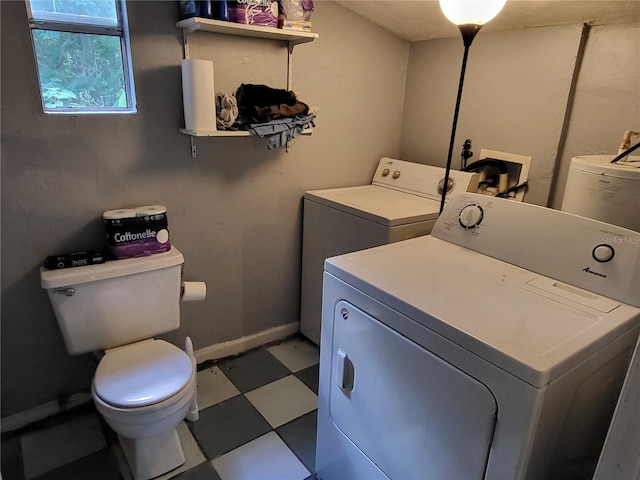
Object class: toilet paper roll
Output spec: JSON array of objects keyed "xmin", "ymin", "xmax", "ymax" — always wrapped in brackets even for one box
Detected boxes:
[
  {"xmin": 102, "ymin": 209, "xmax": 137, "ymax": 220},
  {"xmin": 181, "ymin": 59, "xmax": 217, "ymax": 132},
  {"xmin": 135, "ymin": 205, "xmax": 167, "ymax": 217},
  {"xmin": 181, "ymin": 282, "xmax": 207, "ymax": 302}
]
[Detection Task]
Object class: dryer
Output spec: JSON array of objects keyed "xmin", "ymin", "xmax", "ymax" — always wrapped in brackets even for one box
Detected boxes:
[
  {"xmin": 316, "ymin": 193, "xmax": 640, "ymax": 480},
  {"xmin": 300, "ymin": 157, "xmax": 479, "ymax": 344},
  {"xmin": 594, "ymin": 334, "xmax": 640, "ymax": 479}
]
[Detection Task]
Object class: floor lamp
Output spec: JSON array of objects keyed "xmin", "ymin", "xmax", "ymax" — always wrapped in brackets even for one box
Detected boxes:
[{"xmin": 438, "ymin": 0, "xmax": 507, "ymax": 214}]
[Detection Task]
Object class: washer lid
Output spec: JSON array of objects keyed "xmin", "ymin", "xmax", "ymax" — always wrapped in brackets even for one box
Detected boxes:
[
  {"xmin": 94, "ymin": 340, "xmax": 193, "ymax": 408},
  {"xmin": 305, "ymin": 185, "xmax": 440, "ymax": 226}
]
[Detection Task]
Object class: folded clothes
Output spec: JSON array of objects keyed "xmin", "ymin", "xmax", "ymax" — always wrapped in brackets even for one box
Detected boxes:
[
  {"xmin": 242, "ymin": 114, "xmax": 316, "ymax": 149},
  {"xmin": 235, "ymin": 84, "xmax": 309, "ymax": 123}
]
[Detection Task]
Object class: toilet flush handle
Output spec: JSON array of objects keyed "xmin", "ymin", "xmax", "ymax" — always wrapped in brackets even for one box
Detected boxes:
[{"xmin": 53, "ymin": 287, "xmax": 75, "ymax": 296}]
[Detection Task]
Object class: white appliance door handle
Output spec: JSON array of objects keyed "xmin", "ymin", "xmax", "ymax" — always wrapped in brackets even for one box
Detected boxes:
[{"xmin": 336, "ymin": 348, "xmax": 354, "ymax": 391}]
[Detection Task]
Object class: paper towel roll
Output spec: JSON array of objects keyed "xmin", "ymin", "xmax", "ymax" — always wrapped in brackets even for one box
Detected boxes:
[
  {"xmin": 182, "ymin": 281, "xmax": 207, "ymax": 301},
  {"xmin": 182, "ymin": 59, "xmax": 217, "ymax": 132}
]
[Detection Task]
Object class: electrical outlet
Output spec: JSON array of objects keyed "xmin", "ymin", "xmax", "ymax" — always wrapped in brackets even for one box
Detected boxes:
[{"xmin": 476, "ymin": 149, "xmax": 532, "ymax": 201}]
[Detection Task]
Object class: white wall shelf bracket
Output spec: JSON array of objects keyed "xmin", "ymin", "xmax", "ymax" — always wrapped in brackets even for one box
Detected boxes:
[
  {"xmin": 190, "ymin": 136, "xmax": 197, "ymax": 158},
  {"xmin": 182, "ymin": 28, "xmax": 190, "ymax": 59}
]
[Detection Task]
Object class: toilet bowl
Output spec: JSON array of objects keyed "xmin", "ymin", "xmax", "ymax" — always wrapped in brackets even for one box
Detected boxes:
[{"xmin": 92, "ymin": 339, "xmax": 196, "ymax": 480}]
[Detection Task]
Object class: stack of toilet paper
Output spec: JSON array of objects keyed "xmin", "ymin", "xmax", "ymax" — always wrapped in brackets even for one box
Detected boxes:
[{"xmin": 103, "ymin": 205, "xmax": 171, "ymax": 260}]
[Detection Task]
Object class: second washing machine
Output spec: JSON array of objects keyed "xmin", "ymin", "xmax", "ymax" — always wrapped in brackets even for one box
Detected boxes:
[{"xmin": 300, "ymin": 157, "xmax": 479, "ymax": 344}]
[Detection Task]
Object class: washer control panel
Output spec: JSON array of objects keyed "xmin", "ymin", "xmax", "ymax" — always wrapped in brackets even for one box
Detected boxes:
[
  {"xmin": 371, "ymin": 157, "xmax": 479, "ymax": 200},
  {"xmin": 432, "ymin": 193, "xmax": 640, "ymax": 307}
]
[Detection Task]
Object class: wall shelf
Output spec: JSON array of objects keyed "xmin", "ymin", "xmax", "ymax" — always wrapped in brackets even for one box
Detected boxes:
[
  {"xmin": 177, "ymin": 17, "xmax": 318, "ymax": 156},
  {"xmin": 180, "ymin": 127, "xmax": 313, "ymax": 137},
  {"xmin": 176, "ymin": 17, "xmax": 318, "ymax": 46},
  {"xmin": 180, "ymin": 127, "xmax": 314, "ymax": 157},
  {"xmin": 179, "ymin": 128, "xmax": 251, "ymax": 137}
]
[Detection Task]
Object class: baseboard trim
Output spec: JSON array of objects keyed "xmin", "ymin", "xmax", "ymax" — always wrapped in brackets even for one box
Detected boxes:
[
  {"xmin": 2, "ymin": 323, "xmax": 300, "ymax": 434},
  {"xmin": 193, "ymin": 321, "xmax": 300, "ymax": 364},
  {"xmin": 1, "ymin": 392, "xmax": 93, "ymax": 434}
]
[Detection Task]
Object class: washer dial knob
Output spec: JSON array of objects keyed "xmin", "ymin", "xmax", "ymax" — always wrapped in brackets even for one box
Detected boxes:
[
  {"xmin": 592, "ymin": 244, "xmax": 615, "ymax": 263},
  {"xmin": 437, "ymin": 177, "xmax": 456, "ymax": 195},
  {"xmin": 459, "ymin": 204, "xmax": 484, "ymax": 229}
]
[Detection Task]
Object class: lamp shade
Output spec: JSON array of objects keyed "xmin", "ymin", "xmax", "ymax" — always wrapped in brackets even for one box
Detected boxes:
[{"xmin": 439, "ymin": 0, "xmax": 507, "ymax": 26}]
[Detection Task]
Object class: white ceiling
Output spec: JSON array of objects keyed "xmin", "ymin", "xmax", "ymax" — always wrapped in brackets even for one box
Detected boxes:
[{"xmin": 333, "ymin": 1, "xmax": 640, "ymax": 42}]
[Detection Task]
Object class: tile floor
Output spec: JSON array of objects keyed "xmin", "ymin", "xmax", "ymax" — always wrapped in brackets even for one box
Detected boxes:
[{"xmin": 1, "ymin": 335, "xmax": 320, "ymax": 480}]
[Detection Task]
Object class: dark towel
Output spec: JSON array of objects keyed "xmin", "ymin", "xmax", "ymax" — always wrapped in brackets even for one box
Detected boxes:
[{"xmin": 235, "ymin": 84, "xmax": 309, "ymax": 123}]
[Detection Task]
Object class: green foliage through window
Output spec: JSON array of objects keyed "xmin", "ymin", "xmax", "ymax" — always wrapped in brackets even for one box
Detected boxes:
[
  {"xmin": 33, "ymin": 30, "xmax": 126, "ymax": 109},
  {"xmin": 27, "ymin": 0, "xmax": 135, "ymax": 113}
]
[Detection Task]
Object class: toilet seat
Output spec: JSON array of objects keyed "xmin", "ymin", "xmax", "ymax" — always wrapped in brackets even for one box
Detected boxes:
[{"xmin": 94, "ymin": 339, "xmax": 193, "ymax": 408}]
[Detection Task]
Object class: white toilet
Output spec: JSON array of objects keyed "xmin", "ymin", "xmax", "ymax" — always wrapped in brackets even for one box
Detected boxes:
[{"xmin": 40, "ymin": 247, "xmax": 199, "ymax": 480}]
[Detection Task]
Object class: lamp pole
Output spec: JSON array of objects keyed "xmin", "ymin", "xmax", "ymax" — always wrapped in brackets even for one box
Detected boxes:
[
  {"xmin": 439, "ymin": 26, "xmax": 482, "ymax": 214},
  {"xmin": 437, "ymin": 0, "xmax": 506, "ymax": 214}
]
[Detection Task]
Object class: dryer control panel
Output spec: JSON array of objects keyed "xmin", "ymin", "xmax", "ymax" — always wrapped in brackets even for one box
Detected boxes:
[{"xmin": 433, "ymin": 193, "xmax": 640, "ymax": 307}]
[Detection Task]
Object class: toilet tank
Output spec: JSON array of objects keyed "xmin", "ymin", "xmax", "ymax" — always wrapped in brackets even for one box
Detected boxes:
[{"xmin": 41, "ymin": 247, "xmax": 185, "ymax": 355}]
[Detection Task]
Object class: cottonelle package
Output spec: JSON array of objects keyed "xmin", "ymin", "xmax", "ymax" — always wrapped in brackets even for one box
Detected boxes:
[
  {"xmin": 102, "ymin": 205, "xmax": 171, "ymax": 259},
  {"xmin": 234, "ymin": 0, "xmax": 278, "ymax": 27}
]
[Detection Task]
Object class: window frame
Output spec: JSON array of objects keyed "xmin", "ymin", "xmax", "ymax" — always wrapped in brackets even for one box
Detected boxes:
[{"xmin": 26, "ymin": 0, "xmax": 137, "ymax": 114}]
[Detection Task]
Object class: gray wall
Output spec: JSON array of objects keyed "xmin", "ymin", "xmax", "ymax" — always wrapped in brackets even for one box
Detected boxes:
[
  {"xmin": 400, "ymin": 23, "xmax": 639, "ymax": 207},
  {"xmin": 0, "ymin": 0, "xmax": 409, "ymax": 418},
  {"xmin": 550, "ymin": 22, "xmax": 640, "ymax": 208},
  {"xmin": 400, "ymin": 25, "xmax": 583, "ymax": 206}
]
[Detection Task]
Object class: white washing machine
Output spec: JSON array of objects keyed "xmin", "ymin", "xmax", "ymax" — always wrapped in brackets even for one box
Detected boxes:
[
  {"xmin": 316, "ymin": 193, "xmax": 640, "ymax": 480},
  {"xmin": 300, "ymin": 157, "xmax": 479, "ymax": 345}
]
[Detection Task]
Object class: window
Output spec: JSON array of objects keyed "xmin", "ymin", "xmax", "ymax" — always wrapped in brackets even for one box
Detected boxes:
[{"xmin": 26, "ymin": 0, "xmax": 136, "ymax": 113}]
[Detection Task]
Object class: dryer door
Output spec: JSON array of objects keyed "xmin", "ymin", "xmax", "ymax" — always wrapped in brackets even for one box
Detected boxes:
[{"xmin": 330, "ymin": 300, "xmax": 497, "ymax": 479}]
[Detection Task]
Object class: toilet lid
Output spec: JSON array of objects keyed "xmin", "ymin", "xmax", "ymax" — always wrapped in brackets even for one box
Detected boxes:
[{"xmin": 94, "ymin": 340, "xmax": 193, "ymax": 408}]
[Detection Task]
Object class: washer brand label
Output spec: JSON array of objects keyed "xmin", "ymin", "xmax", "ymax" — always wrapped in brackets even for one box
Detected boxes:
[{"xmin": 583, "ymin": 267, "xmax": 607, "ymax": 278}]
